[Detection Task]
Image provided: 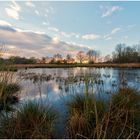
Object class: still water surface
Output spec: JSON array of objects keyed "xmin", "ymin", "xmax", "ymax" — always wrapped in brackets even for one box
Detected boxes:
[{"xmin": 16, "ymin": 67, "xmax": 140, "ymax": 104}]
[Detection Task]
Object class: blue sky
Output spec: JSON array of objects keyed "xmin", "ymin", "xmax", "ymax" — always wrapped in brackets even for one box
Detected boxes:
[{"xmin": 0, "ymin": 1, "xmax": 140, "ymax": 58}]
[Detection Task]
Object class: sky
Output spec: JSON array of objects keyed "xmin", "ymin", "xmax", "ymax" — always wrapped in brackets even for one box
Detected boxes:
[{"xmin": 0, "ymin": 1, "xmax": 140, "ymax": 58}]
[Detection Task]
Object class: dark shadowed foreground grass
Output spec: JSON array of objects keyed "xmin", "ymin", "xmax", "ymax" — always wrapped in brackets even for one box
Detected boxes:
[
  {"xmin": 0, "ymin": 77, "xmax": 140, "ymax": 139},
  {"xmin": 66, "ymin": 88, "xmax": 140, "ymax": 139},
  {"xmin": 0, "ymin": 82, "xmax": 20, "ymax": 111},
  {"xmin": 106, "ymin": 88, "xmax": 140, "ymax": 139},
  {"xmin": 0, "ymin": 101, "xmax": 57, "ymax": 139},
  {"xmin": 66, "ymin": 94, "xmax": 107, "ymax": 138}
]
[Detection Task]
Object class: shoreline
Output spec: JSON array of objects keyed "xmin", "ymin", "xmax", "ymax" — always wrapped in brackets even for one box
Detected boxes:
[{"xmin": 6, "ymin": 63, "xmax": 140, "ymax": 69}]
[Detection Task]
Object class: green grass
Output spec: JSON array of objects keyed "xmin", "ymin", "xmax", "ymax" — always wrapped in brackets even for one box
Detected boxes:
[{"xmin": 0, "ymin": 101, "xmax": 57, "ymax": 139}]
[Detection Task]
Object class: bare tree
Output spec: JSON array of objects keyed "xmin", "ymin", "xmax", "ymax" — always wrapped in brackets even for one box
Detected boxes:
[
  {"xmin": 66, "ymin": 54, "xmax": 71, "ymax": 60},
  {"xmin": 0, "ymin": 43, "xmax": 5, "ymax": 57},
  {"xmin": 112, "ymin": 43, "xmax": 140, "ymax": 63},
  {"xmin": 87, "ymin": 50, "xmax": 100, "ymax": 63},
  {"xmin": 76, "ymin": 51, "xmax": 85, "ymax": 64},
  {"xmin": 94, "ymin": 51, "xmax": 100, "ymax": 62},
  {"xmin": 86, "ymin": 50, "xmax": 95, "ymax": 63},
  {"xmin": 41, "ymin": 57, "xmax": 46, "ymax": 64},
  {"xmin": 104, "ymin": 55, "xmax": 112, "ymax": 62},
  {"xmin": 53, "ymin": 53, "xmax": 62, "ymax": 61}
]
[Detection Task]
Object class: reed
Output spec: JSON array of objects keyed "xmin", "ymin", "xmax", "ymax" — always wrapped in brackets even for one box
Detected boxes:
[
  {"xmin": 66, "ymin": 94, "xmax": 107, "ymax": 138},
  {"xmin": 104, "ymin": 88, "xmax": 140, "ymax": 139},
  {"xmin": 0, "ymin": 82, "xmax": 20, "ymax": 111},
  {"xmin": 0, "ymin": 101, "xmax": 57, "ymax": 139},
  {"xmin": 66, "ymin": 87, "xmax": 140, "ymax": 139}
]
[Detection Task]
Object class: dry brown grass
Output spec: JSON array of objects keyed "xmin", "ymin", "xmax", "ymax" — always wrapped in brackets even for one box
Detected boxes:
[
  {"xmin": 0, "ymin": 101, "xmax": 57, "ymax": 139},
  {"xmin": 8, "ymin": 63, "xmax": 140, "ymax": 69},
  {"xmin": 66, "ymin": 88, "xmax": 140, "ymax": 139}
]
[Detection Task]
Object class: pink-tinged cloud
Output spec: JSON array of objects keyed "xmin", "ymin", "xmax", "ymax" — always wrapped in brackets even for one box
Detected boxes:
[{"xmin": 0, "ymin": 24, "xmax": 89, "ymax": 58}]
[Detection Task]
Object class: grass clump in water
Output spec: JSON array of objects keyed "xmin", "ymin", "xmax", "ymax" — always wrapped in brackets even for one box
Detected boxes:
[
  {"xmin": 66, "ymin": 87, "xmax": 140, "ymax": 139},
  {"xmin": 66, "ymin": 94, "xmax": 107, "ymax": 138},
  {"xmin": 0, "ymin": 101, "xmax": 57, "ymax": 139},
  {"xmin": 0, "ymin": 83, "xmax": 20, "ymax": 111},
  {"xmin": 0, "ymin": 83, "xmax": 20, "ymax": 95},
  {"xmin": 104, "ymin": 88, "xmax": 140, "ymax": 139}
]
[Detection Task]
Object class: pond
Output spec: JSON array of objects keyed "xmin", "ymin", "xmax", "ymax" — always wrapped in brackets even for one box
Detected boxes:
[
  {"xmin": 1, "ymin": 67, "xmax": 140, "ymax": 137},
  {"xmin": 16, "ymin": 67, "xmax": 140, "ymax": 104}
]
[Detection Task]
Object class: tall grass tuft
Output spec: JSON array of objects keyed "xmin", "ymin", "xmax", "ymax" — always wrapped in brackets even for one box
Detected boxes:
[
  {"xmin": 66, "ymin": 87, "xmax": 140, "ymax": 139},
  {"xmin": 66, "ymin": 94, "xmax": 107, "ymax": 138},
  {"xmin": 103, "ymin": 88, "xmax": 140, "ymax": 139},
  {"xmin": 0, "ymin": 45, "xmax": 20, "ymax": 111},
  {"xmin": 0, "ymin": 101, "xmax": 57, "ymax": 139},
  {"xmin": 0, "ymin": 82, "xmax": 20, "ymax": 111}
]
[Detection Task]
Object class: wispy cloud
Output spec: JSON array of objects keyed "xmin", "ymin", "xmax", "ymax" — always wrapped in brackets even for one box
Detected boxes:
[
  {"xmin": 48, "ymin": 26, "xmax": 80, "ymax": 39},
  {"xmin": 0, "ymin": 20, "xmax": 12, "ymax": 27},
  {"xmin": 60, "ymin": 32, "xmax": 80, "ymax": 39},
  {"xmin": 111, "ymin": 28, "xmax": 121, "ymax": 34},
  {"xmin": 25, "ymin": 1, "xmax": 35, "ymax": 8},
  {"xmin": 82, "ymin": 34, "xmax": 101, "ymax": 40},
  {"xmin": 0, "ymin": 24, "xmax": 89, "ymax": 58},
  {"xmin": 35, "ymin": 10, "xmax": 40, "ymax": 16},
  {"xmin": 105, "ymin": 36, "xmax": 112, "ymax": 40},
  {"xmin": 5, "ymin": 1, "xmax": 21, "ymax": 20},
  {"xmin": 67, "ymin": 42, "xmax": 92, "ymax": 50},
  {"xmin": 42, "ymin": 21, "xmax": 49, "ymax": 26},
  {"xmin": 49, "ymin": 6, "xmax": 54, "ymax": 14},
  {"xmin": 124, "ymin": 36, "xmax": 128, "ymax": 40},
  {"xmin": 104, "ymin": 27, "xmax": 121, "ymax": 40},
  {"xmin": 15, "ymin": 28, "xmax": 45, "ymax": 35},
  {"xmin": 101, "ymin": 6, "xmax": 123, "ymax": 18},
  {"xmin": 44, "ymin": 6, "xmax": 55, "ymax": 18},
  {"xmin": 48, "ymin": 27, "xmax": 59, "ymax": 32},
  {"xmin": 127, "ymin": 24, "xmax": 136, "ymax": 28},
  {"xmin": 126, "ymin": 24, "xmax": 136, "ymax": 31}
]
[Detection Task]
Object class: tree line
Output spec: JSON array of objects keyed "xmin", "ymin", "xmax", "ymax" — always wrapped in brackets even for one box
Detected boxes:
[
  {"xmin": 41, "ymin": 50, "xmax": 100, "ymax": 64},
  {"xmin": 0, "ymin": 43, "xmax": 140, "ymax": 64},
  {"xmin": 112, "ymin": 44, "xmax": 140, "ymax": 63},
  {"xmin": 0, "ymin": 49, "xmax": 100, "ymax": 64},
  {"xmin": 0, "ymin": 56, "xmax": 37, "ymax": 64}
]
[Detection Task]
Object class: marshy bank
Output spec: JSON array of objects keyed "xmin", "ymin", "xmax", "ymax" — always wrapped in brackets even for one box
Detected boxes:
[
  {"xmin": 0, "ymin": 67, "xmax": 140, "ymax": 138},
  {"xmin": 0, "ymin": 86, "xmax": 140, "ymax": 138},
  {"xmin": 66, "ymin": 88, "xmax": 140, "ymax": 139},
  {"xmin": 8, "ymin": 63, "xmax": 140, "ymax": 69},
  {"xmin": 0, "ymin": 101, "xmax": 57, "ymax": 139},
  {"xmin": 0, "ymin": 82, "xmax": 20, "ymax": 111},
  {"xmin": 0, "ymin": 70, "xmax": 20, "ymax": 111}
]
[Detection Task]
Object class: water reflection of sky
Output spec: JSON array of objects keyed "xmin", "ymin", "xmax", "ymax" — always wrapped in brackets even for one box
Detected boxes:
[{"xmin": 17, "ymin": 68, "xmax": 140, "ymax": 104}]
